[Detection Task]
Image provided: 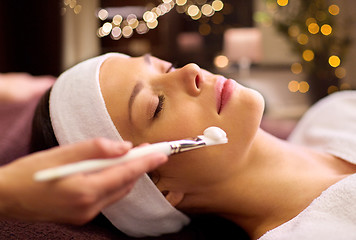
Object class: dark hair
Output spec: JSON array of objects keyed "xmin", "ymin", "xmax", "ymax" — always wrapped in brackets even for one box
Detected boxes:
[{"xmin": 30, "ymin": 87, "xmax": 59, "ymax": 153}]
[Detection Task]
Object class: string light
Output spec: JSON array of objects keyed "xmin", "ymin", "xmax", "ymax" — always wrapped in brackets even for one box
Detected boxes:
[
  {"xmin": 62, "ymin": 0, "xmax": 82, "ymax": 15},
  {"xmin": 96, "ymin": 0, "xmax": 225, "ymax": 40}
]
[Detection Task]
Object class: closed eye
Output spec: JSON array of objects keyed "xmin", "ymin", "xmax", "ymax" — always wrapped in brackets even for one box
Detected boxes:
[
  {"xmin": 166, "ymin": 63, "xmax": 176, "ymax": 73},
  {"xmin": 153, "ymin": 95, "xmax": 165, "ymax": 118}
]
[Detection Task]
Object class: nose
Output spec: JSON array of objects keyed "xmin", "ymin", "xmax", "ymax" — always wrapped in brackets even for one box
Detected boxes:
[{"xmin": 176, "ymin": 63, "xmax": 202, "ymax": 96}]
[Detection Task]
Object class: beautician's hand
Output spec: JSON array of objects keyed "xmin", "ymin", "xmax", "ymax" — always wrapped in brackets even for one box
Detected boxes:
[{"xmin": 0, "ymin": 138, "xmax": 167, "ymax": 224}]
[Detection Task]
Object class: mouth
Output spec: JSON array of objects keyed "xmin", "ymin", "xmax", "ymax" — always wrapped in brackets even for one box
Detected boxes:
[{"xmin": 216, "ymin": 77, "xmax": 237, "ymax": 114}]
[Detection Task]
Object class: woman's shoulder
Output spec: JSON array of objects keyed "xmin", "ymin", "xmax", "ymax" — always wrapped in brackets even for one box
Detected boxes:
[{"xmin": 288, "ymin": 90, "xmax": 356, "ymax": 162}]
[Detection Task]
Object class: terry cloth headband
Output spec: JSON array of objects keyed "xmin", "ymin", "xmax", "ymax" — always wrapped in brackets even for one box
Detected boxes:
[{"xmin": 49, "ymin": 53, "xmax": 190, "ymax": 237}]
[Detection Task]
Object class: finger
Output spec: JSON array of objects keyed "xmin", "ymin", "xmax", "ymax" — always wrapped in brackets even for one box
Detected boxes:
[
  {"xmin": 37, "ymin": 139, "xmax": 133, "ymax": 166},
  {"xmin": 89, "ymin": 153, "xmax": 168, "ymax": 193}
]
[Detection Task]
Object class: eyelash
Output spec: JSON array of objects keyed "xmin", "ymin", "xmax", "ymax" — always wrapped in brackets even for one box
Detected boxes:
[
  {"xmin": 152, "ymin": 63, "xmax": 174, "ymax": 119},
  {"xmin": 166, "ymin": 63, "xmax": 176, "ymax": 73},
  {"xmin": 153, "ymin": 95, "xmax": 165, "ymax": 118}
]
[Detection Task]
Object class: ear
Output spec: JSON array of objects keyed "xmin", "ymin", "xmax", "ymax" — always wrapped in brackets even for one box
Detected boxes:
[{"xmin": 162, "ymin": 191, "xmax": 184, "ymax": 207}]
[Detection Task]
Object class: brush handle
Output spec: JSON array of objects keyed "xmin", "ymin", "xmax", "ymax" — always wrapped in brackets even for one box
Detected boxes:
[{"xmin": 34, "ymin": 142, "xmax": 171, "ymax": 182}]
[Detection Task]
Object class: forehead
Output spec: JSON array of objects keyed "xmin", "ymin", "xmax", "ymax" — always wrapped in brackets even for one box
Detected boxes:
[{"xmin": 99, "ymin": 55, "xmax": 141, "ymax": 141}]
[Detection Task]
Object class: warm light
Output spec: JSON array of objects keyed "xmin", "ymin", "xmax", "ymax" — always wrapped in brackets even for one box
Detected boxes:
[
  {"xmin": 202, "ymin": 4, "xmax": 214, "ymax": 17},
  {"xmin": 212, "ymin": 0, "xmax": 224, "ymax": 11},
  {"xmin": 321, "ymin": 24, "xmax": 332, "ymax": 35},
  {"xmin": 69, "ymin": 0, "xmax": 76, "ymax": 8},
  {"xmin": 214, "ymin": 55, "xmax": 229, "ymax": 68},
  {"xmin": 74, "ymin": 5, "xmax": 82, "ymax": 14},
  {"xmin": 335, "ymin": 67, "xmax": 346, "ymax": 79},
  {"xmin": 329, "ymin": 55, "xmax": 341, "ymax": 67},
  {"xmin": 288, "ymin": 81, "xmax": 299, "ymax": 92},
  {"xmin": 102, "ymin": 22, "xmax": 112, "ymax": 34},
  {"xmin": 303, "ymin": 50, "xmax": 314, "ymax": 62},
  {"xmin": 297, "ymin": 34, "xmax": 308, "ymax": 45},
  {"xmin": 187, "ymin": 5, "xmax": 200, "ymax": 17},
  {"xmin": 176, "ymin": 0, "xmax": 187, "ymax": 6},
  {"xmin": 136, "ymin": 21, "xmax": 149, "ymax": 34},
  {"xmin": 277, "ymin": 0, "xmax": 288, "ymax": 7},
  {"xmin": 147, "ymin": 20, "xmax": 158, "ymax": 29},
  {"xmin": 122, "ymin": 26, "xmax": 133, "ymax": 38},
  {"xmin": 191, "ymin": 11, "xmax": 202, "ymax": 20},
  {"xmin": 113, "ymin": 15, "xmax": 123, "ymax": 25},
  {"xmin": 299, "ymin": 81, "xmax": 309, "ymax": 93},
  {"xmin": 143, "ymin": 11, "xmax": 157, "ymax": 23},
  {"xmin": 328, "ymin": 4, "xmax": 340, "ymax": 15},
  {"xmin": 308, "ymin": 23, "xmax": 319, "ymax": 34},
  {"xmin": 111, "ymin": 27, "xmax": 122, "ymax": 39},
  {"xmin": 98, "ymin": 9, "xmax": 109, "ymax": 20},
  {"xmin": 291, "ymin": 63, "xmax": 302, "ymax": 74},
  {"xmin": 305, "ymin": 17, "xmax": 316, "ymax": 26},
  {"xmin": 327, "ymin": 85, "xmax": 338, "ymax": 94}
]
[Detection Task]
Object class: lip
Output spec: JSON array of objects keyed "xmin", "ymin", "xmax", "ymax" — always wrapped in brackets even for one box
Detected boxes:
[{"xmin": 215, "ymin": 77, "xmax": 237, "ymax": 114}]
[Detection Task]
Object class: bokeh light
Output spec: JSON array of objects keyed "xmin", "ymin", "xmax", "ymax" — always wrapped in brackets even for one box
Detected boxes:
[
  {"xmin": 299, "ymin": 81, "xmax": 309, "ymax": 93},
  {"xmin": 321, "ymin": 24, "xmax": 332, "ymax": 35},
  {"xmin": 329, "ymin": 55, "xmax": 341, "ymax": 67},
  {"xmin": 308, "ymin": 23, "xmax": 320, "ymax": 34},
  {"xmin": 297, "ymin": 34, "xmax": 308, "ymax": 45},
  {"xmin": 212, "ymin": 0, "xmax": 224, "ymax": 11},
  {"xmin": 291, "ymin": 63, "xmax": 303, "ymax": 74},
  {"xmin": 335, "ymin": 67, "xmax": 346, "ymax": 79},
  {"xmin": 277, "ymin": 0, "xmax": 288, "ymax": 7},
  {"xmin": 97, "ymin": 0, "xmax": 224, "ymax": 40},
  {"xmin": 176, "ymin": 0, "xmax": 187, "ymax": 6},
  {"xmin": 187, "ymin": 5, "xmax": 200, "ymax": 17},
  {"xmin": 98, "ymin": 9, "xmax": 109, "ymax": 20},
  {"xmin": 288, "ymin": 80, "xmax": 299, "ymax": 92},
  {"xmin": 303, "ymin": 50, "xmax": 314, "ymax": 62},
  {"xmin": 328, "ymin": 4, "xmax": 340, "ymax": 15},
  {"xmin": 327, "ymin": 85, "xmax": 338, "ymax": 94},
  {"xmin": 288, "ymin": 80, "xmax": 309, "ymax": 93},
  {"xmin": 214, "ymin": 55, "xmax": 229, "ymax": 68}
]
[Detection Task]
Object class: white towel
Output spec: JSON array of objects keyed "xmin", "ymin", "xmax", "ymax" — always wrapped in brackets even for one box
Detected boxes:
[
  {"xmin": 260, "ymin": 91, "xmax": 356, "ymax": 239},
  {"xmin": 50, "ymin": 53, "xmax": 190, "ymax": 237}
]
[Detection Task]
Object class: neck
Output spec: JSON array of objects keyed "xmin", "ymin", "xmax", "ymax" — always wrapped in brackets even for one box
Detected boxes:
[{"xmin": 207, "ymin": 128, "xmax": 355, "ymax": 239}]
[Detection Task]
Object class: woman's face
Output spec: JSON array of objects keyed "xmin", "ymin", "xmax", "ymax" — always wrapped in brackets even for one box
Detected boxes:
[{"xmin": 99, "ymin": 54, "xmax": 264, "ymax": 190}]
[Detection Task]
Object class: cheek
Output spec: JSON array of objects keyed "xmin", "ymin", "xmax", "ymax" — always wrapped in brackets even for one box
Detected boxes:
[{"xmin": 146, "ymin": 104, "xmax": 215, "ymax": 142}]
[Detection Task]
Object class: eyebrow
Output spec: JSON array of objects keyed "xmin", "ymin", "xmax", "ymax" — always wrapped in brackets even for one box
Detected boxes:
[
  {"xmin": 128, "ymin": 81, "xmax": 144, "ymax": 123},
  {"xmin": 128, "ymin": 54, "xmax": 152, "ymax": 123}
]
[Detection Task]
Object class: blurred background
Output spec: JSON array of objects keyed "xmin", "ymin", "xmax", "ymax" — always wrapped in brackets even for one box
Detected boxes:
[{"xmin": 0, "ymin": 0, "xmax": 355, "ymax": 131}]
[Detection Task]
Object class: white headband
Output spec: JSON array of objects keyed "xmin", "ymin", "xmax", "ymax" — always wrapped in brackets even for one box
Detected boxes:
[{"xmin": 49, "ymin": 53, "xmax": 190, "ymax": 237}]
